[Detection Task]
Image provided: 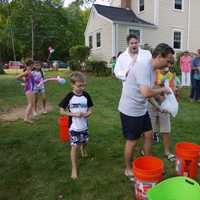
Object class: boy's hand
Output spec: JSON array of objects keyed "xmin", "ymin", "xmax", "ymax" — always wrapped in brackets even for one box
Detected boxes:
[
  {"xmin": 74, "ymin": 112, "xmax": 81, "ymax": 117},
  {"xmin": 80, "ymin": 112, "xmax": 88, "ymax": 117}
]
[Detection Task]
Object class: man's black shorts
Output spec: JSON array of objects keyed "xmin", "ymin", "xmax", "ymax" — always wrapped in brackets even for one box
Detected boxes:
[{"xmin": 120, "ymin": 112, "xmax": 152, "ymax": 140}]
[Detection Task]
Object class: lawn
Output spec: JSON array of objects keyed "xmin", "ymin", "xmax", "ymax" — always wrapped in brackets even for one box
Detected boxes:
[{"xmin": 0, "ymin": 70, "xmax": 199, "ymax": 200}]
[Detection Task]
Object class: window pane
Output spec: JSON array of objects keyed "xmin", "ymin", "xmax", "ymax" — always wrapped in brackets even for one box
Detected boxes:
[
  {"xmin": 173, "ymin": 31, "xmax": 181, "ymax": 49},
  {"xmin": 175, "ymin": 0, "xmax": 182, "ymax": 10},
  {"xmin": 96, "ymin": 32, "xmax": 101, "ymax": 47},
  {"xmin": 89, "ymin": 36, "xmax": 93, "ymax": 48},
  {"xmin": 139, "ymin": 0, "xmax": 144, "ymax": 12}
]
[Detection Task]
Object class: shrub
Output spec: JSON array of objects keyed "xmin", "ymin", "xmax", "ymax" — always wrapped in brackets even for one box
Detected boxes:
[
  {"xmin": 87, "ymin": 60, "xmax": 110, "ymax": 76},
  {"xmin": 69, "ymin": 45, "xmax": 90, "ymax": 71},
  {"xmin": 0, "ymin": 64, "xmax": 5, "ymax": 74}
]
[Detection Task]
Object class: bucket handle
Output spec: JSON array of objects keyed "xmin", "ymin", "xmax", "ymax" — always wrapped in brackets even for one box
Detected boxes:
[{"xmin": 185, "ymin": 178, "xmax": 198, "ymax": 187}]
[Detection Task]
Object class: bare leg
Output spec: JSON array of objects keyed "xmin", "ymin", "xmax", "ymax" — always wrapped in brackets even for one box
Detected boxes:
[
  {"xmin": 80, "ymin": 144, "xmax": 88, "ymax": 157},
  {"xmin": 162, "ymin": 133, "xmax": 170, "ymax": 155},
  {"xmin": 33, "ymin": 92, "xmax": 38, "ymax": 114},
  {"xmin": 24, "ymin": 92, "xmax": 34, "ymax": 123},
  {"xmin": 143, "ymin": 130, "xmax": 153, "ymax": 155},
  {"xmin": 124, "ymin": 139, "xmax": 137, "ymax": 173},
  {"xmin": 71, "ymin": 145, "xmax": 78, "ymax": 179},
  {"xmin": 42, "ymin": 92, "xmax": 47, "ymax": 113}
]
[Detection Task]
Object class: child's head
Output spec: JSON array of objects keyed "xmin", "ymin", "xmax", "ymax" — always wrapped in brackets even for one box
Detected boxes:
[
  {"xmin": 160, "ymin": 67, "xmax": 169, "ymax": 75},
  {"xmin": 25, "ymin": 59, "xmax": 34, "ymax": 71},
  {"xmin": 33, "ymin": 61, "xmax": 42, "ymax": 70},
  {"xmin": 70, "ymin": 72, "xmax": 86, "ymax": 94}
]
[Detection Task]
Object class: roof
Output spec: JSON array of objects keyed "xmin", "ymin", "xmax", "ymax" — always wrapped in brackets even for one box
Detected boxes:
[{"xmin": 94, "ymin": 4, "xmax": 155, "ymax": 27}]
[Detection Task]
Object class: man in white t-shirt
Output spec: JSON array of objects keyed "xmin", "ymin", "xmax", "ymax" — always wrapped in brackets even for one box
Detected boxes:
[
  {"xmin": 114, "ymin": 34, "xmax": 152, "ymax": 82},
  {"xmin": 118, "ymin": 43, "xmax": 175, "ymax": 181}
]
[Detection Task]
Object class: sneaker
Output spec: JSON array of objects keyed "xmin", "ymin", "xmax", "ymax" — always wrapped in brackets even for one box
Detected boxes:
[
  {"xmin": 153, "ymin": 132, "xmax": 160, "ymax": 144},
  {"xmin": 43, "ymin": 109, "xmax": 48, "ymax": 114},
  {"xmin": 33, "ymin": 112, "xmax": 38, "ymax": 117},
  {"xmin": 124, "ymin": 169, "xmax": 135, "ymax": 182}
]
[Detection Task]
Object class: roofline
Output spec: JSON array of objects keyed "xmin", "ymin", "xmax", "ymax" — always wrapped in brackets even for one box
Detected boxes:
[
  {"xmin": 113, "ymin": 20, "xmax": 157, "ymax": 29},
  {"xmin": 84, "ymin": 5, "xmax": 113, "ymax": 35}
]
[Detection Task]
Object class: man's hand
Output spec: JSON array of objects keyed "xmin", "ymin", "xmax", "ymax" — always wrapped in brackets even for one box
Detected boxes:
[{"xmin": 161, "ymin": 87, "xmax": 171, "ymax": 95}]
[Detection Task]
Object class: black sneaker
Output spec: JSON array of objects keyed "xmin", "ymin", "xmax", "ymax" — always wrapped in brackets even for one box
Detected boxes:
[{"xmin": 153, "ymin": 132, "xmax": 160, "ymax": 144}]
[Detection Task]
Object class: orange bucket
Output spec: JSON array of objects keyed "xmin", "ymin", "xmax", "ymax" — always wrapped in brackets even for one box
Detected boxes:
[
  {"xmin": 175, "ymin": 142, "xmax": 200, "ymax": 178},
  {"xmin": 133, "ymin": 156, "xmax": 163, "ymax": 200},
  {"xmin": 57, "ymin": 116, "xmax": 70, "ymax": 142}
]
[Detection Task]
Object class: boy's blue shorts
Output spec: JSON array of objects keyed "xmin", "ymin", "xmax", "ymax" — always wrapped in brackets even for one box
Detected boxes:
[{"xmin": 70, "ymin": 130, "xmax": 89, "ymax": 145}]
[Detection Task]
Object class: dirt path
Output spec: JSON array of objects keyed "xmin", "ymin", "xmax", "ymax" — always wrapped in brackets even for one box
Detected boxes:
[{"xmin": 0, "ymin": 103, "xmax": 53, "ymax": 122}]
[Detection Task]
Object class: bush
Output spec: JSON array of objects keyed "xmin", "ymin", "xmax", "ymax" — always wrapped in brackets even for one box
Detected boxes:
[
  {"xmin": 68, "ymin": 60, "xmax": 81, "ymax": 71},
  {"xmin": 141, "ymin": 43, "xmax": 154, "ymax": 53},
  {"xmin": 0, "ymin": 64, "xmax": 5, "ymax": 74},
  {"xmin": 69, "ymin": 45, "xmax": 90, "ymax": 71},
  {"xmin": 87, "ymin": 60, "xmax": 110, "ymax": 76}
]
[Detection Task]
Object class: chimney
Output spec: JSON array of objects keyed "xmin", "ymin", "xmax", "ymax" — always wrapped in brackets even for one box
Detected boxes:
[{"xmin": 121, "ymin": 0, "xmax": 131, "ymax": 9}]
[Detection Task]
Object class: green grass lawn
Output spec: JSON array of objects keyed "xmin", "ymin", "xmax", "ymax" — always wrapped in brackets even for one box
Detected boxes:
[{"xmin": 0, "ymin": 71, "xmax": 199, "ymax": 200}]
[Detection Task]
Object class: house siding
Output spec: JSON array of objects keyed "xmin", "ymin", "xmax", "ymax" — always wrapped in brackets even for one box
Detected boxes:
[
  {"xmin": 110, "ymin": 0, "xmax": 121, "ymax": 7},
  {"xmin": 188, "ymin": 1, "xmax": 200, "ymax": 52},
  {"xmin": 85, "ymin": 8, "xmax": 113, "ymax": 63},
  {"xmin": 131, "ymin": 0, "xmax": 155, "ymax": 24},
  {"xmin": 141, "ymin": 0, "xmax": 189, "ymax": 51}
]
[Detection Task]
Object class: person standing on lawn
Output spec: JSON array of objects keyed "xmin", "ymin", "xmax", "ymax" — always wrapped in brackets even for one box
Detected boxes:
[
  {"xmin": 118, "ymin": 43, "xmax": 174, "ymax": 181},
  {"xmin": 59, "ymin": 72, "xmax": 94, "ymax": 179},
  {"xmin": 114, "ymin": 34, "xmax": 152, "ymax": 83}
]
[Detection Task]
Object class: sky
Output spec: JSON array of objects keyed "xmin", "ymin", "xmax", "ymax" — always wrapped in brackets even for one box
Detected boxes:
[{"xmin": 64, "ymin": 0, "xmax": 110, "ymax": 7}]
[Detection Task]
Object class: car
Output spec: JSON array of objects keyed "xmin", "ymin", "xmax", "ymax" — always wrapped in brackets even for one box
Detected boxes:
[
  {"xmin": 6, "ymin": 61, "xmax": 25, "ymax": 69},
  {"xmin": 51, "ymin": 60, "xmax": 70, "ymax": 68}
]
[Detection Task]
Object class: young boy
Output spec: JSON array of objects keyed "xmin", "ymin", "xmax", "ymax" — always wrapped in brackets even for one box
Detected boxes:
[{"xmin": 59, "ymin": 72, "xmax": 93, "ymax": 179}]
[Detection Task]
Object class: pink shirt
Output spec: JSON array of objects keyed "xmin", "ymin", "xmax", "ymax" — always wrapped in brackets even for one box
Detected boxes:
[{"xmin": 180, "ymin": 55, "xmax": 192, "ymax": 72}]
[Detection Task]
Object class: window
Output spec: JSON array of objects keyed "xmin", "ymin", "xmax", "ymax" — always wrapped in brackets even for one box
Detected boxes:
[
  {"xmin": 174, "ymin": 0, "xmax": 183, "ymax": 10},
  {"xmin": 89, "ymin": 35, "xmax": 93, "ymax": 48},
  {"xmin": 139, "ymin": 0, "xmax": 144, "ymax": 12},
  {"xmin": 96, "ymin": 32, "xmax": 101, "ymax": 48},
  {"xmin": 173, "ymin": 31, "xmax": 181, "ymax": 49},
  {"xmin": 129, "ymin": 29, "xmax": 141, "ymax": 41}
]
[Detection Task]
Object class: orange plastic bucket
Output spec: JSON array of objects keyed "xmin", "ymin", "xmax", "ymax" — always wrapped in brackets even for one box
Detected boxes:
[
  {"xmin": 57, "ymin": 116, "xmax": 70, "ymax": 142},
  {"xmin": 175, "ymin": 142, "xmax": 200, "ymax": 178},
  {"xmin": 133, "ymin": 156, "xmax": 163, "ymax": 200}
]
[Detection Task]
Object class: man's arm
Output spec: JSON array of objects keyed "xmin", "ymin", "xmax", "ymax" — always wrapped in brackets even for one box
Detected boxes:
[
  {"xmin": 114, "ymin": 58, "xmax": 128, "ymax": 81},
  {"xmin": 139, "ymin": 85, "xmax": 170, "ymax": 98}
]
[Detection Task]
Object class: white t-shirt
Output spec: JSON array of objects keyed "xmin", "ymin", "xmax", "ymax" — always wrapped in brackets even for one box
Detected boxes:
[
  {"xmin": 114, "ymin": 48, "xmax": 152, "ymax": 81},
  {"xmin": 59, "ymin": 91, "xmax": 93, "ymax": 132},
  {"xmin": 118, "ymin": 61, "xmax": 156, "ymax": 117}
]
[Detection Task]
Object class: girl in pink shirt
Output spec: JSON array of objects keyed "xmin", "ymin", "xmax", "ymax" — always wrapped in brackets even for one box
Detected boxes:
[{"xmin": 180, "ymin": 51, "xmax": 192, "ymax": 86}]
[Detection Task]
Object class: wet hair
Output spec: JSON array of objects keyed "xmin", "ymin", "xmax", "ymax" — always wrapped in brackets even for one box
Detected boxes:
[
  {"xmin": 152, "ymin": 43, "xmax": 175, "ymax": 58},
  {"xmin": 69, "ymin": 71, "xmax": 86, "ymax": 84},
  {"xmin": 126, "ymin": 34, "xmax": 139, "ymax": 43}
]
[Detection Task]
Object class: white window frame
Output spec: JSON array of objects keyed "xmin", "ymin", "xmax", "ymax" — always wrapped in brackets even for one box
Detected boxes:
[
  {"xmin": 172, "ymin": 29, "xmax": 183, "ymax": 50},
  {"xmin": 89, "ymin": 35, "xmax": 93, "ymax": 49},
  {"xmin": 96, "ymin": 30, "xmax": 102, "ymax": 49},
  {"xmin": 127, "ymin": 27, "xmax": 143, "ymax": 44},
  {"xmin": 173, "ymin": 0, "xmax": 184, "ymax": 12},
  {"xmin": 138, "ymin": 0, "xmax": 145, "ymax": 14}
]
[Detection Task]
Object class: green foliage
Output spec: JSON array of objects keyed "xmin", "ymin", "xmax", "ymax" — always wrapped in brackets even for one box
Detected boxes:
[
  {"xmin": 69, "ymin": 45, "xmax": 90, "ymax": 71},
  {"xmin": 141, "ymin": 43, "xmax": 154, "ymax": 53},
  {"xmin": 69, "ymin": 45, "xmax": 90, "ymax": 62},
  {"xmin": 0, "ymin": 72, "xmax": 199, "ymax": 199},
  {"xmin": 0, "ymin": 64, "xmax": 5, "ymax": 74},
  {"xmin": 87, "ymin": 60, "xmax": 110, "ymax": 76},
  {"xmin": 0, "ymin": 1, "xmax": 90, "ymax": 62}
]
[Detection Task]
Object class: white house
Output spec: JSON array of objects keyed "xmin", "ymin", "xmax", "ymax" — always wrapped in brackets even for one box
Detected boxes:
[{"xmin": 85, "ymin": 0, "xmax": 200, "ymax": 63}]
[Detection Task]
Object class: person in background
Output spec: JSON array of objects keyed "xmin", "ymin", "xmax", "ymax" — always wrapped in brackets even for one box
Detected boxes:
[{"xmin": 180, "ymin": 51, "xmax": 192, "ymax": 86}]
